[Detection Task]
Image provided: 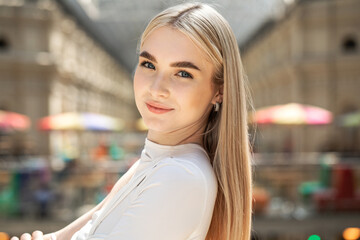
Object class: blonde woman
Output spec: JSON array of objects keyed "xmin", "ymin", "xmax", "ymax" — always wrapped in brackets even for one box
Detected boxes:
[{"xmin": 12, "ymin": 2, "xmax": 253, "ymax": 240}]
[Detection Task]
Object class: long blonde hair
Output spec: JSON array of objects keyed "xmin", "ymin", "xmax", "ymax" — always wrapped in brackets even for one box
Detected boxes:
[{"xmin": 139, "ymin": 3, "xmax": 253, "ymax": 240}]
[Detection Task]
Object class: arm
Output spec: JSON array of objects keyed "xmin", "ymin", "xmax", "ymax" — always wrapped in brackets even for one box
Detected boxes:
[
  {"xmin": 11, "ymin": 160, "xmax": 140, "ymax": 240},
  {"xmin": 11, "ymin": 191, "xmax": 108, "ymax": 240},
  {"xmin": 53, "ymin": 160, "xmax": 140, "ymax": 240},
  {"xmin": 49, "ymin": 199, "xmax": 105, "ymax": 240}
]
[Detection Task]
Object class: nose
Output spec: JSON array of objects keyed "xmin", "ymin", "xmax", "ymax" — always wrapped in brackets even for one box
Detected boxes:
[{"xmin": 149, "ymin": 73, "xmax": 170, "ymax": 98}]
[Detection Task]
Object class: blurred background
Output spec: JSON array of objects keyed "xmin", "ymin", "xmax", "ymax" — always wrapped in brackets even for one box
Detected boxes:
[{"xmin": 0, "ymin": 0, "xmax": 359, "ymax": 239}]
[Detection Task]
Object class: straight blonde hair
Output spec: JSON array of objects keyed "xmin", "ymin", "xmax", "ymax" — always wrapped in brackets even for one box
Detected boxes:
[{"xmin": 139, "ymin": 3, "xmax": 253, "ymax": 240}]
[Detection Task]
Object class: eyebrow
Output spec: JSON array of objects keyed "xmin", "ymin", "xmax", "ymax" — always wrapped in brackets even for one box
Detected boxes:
[
  {"xmin": 140, "ymin": 51, "xmax": 156, "ymax": 62},
  {"xmin": 139, "ymin": 51, "xmax": 201, "ymax": 71}
]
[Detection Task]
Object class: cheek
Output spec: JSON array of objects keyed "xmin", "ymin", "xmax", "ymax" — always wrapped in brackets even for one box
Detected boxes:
[
  {"xmin": 183, "ymin": 86, "xmax": 213, "ymax": 113},
  {"xmin": 133, "ymin": 70, "xmax": 145, "ymax": 97},
  {"xmin": 133, "ymin": 70, "xmax": 146, "ymax": 112}
]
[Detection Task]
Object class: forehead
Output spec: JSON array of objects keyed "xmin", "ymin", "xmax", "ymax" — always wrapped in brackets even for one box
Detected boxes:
[{"xmin": 140, "ymin": 26, "xmax": 211, "ymax": 67}]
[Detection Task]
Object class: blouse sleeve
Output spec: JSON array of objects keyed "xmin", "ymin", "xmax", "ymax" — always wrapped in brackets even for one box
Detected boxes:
[{"xmin": 100, "ymin": 161, "xmax": 208, "ymax": 240}]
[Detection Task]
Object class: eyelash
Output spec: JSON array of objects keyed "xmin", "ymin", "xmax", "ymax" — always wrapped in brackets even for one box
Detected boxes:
[
  {"xmin": 140, "ymin": 61, "xmax": 155, "ymax": 70},
  {"xmin": 139, "ymin": 61, "xmax": 193, "ymax": 79}
]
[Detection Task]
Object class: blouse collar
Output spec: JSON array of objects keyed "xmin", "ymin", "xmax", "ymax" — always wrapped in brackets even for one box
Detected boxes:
[{"xmin": 141, "ymin": 138, "xmax": 206, "ymax": 162}]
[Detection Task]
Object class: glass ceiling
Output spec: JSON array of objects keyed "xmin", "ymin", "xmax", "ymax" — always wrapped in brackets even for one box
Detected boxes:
[{"xmin": 62, "ymin": 0, "xmax": 286, "ymax": 72}]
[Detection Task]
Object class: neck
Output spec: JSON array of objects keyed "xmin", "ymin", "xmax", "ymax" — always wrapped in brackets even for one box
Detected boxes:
[{"xmin": 147, "ymin": 110, "xmax": 210, "ymax": 147}]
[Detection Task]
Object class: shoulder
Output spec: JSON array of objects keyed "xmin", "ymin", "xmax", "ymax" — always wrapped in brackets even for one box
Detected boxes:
[{"xmin": 147, "ymin": 148, "xmax": 218, "ymax": 197}]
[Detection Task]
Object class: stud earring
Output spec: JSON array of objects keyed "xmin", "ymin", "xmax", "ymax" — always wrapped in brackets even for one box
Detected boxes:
[{"xmin": 214, "ymin": 102, "xmax": 220, "ymax": 112}]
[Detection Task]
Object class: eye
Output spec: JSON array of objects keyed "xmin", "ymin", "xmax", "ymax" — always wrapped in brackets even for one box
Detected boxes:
[
  {"xmin": 177, "ymin": 70, "xmax": 193, "ymax": 79},
  {"xmin": 140, "ymin": 61, "xmax": 155, "ymax": 70}
]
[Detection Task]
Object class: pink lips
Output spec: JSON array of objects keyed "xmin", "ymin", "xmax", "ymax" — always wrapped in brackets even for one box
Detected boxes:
[{"xmin": 146, "ymin": 101, "xmax": 174, "ymax": 114}]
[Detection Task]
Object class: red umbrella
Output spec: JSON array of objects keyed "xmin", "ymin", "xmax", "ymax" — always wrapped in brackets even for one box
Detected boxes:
[{"xmin": 0, "ymin": 110, "xmax": 31, "ymax": 132}]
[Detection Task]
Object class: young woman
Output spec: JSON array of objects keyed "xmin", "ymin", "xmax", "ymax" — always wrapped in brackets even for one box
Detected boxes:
[{"xmin": 12, "ymin": 2, "xmax": 253, "ymax": 240}]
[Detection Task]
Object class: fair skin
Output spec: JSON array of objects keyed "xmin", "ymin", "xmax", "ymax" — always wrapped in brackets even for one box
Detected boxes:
[
  {"xmin": 135, "ymin": 26, "xmax": 221, "ymax": 146},
  {"xmin": 12, "ymin": 25, "xmax": 221, "ymax": 240}
]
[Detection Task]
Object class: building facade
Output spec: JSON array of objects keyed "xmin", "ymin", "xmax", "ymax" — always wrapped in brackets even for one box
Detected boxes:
[
  {"xmin": 242, "ymin": 0, "xmax": 360, "ymax": 153},
  {"xmin": 0, "ymin": 0, "xmax": 137, "ymax": 159}
]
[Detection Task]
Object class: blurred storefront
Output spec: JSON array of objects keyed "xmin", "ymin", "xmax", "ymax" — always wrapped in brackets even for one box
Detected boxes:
[
  {"xmin": 0, "ymin": 1, "xmax": 144, "ymax": 231},
  {"xmin": 242, "ymin": 0, "xmax": 360, "ymax": 154},
  {"xmin": 0, "ymin": 0, "xmax": 139, "ymax": 160},
  {"xmin": 242, "ymin": 0, "xmax": 360, "ymax": 239}
]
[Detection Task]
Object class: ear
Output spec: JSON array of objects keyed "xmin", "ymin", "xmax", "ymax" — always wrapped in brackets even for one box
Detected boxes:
[{"xmin": 211, "ymin": 85, "xmax": 223, "ymax": 104}]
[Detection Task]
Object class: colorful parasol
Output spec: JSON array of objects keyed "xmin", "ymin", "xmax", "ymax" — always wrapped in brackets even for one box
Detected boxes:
[
  {"xmin": 0, "ymin": 110, "xmax": 31, "ymax": 132},
  {"xmin": 252, "ymin": 103, "xmax": 333, "ymax": 125},
  {"xmin": 38, "ymin": 112, "xmax": 124, "ymax": 131},
  {"xmin": 82, "ymin": 112, "xmax": 124, "ymax": 131},
  {"xmin": 336, "ymin": 111, "xmax": 360, "ymax": 127}
]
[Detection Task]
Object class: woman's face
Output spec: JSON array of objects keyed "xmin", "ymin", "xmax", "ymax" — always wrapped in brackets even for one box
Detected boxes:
[{"xmin": 134, "ymin": 26, "xmax": 218, "ymax": 134}]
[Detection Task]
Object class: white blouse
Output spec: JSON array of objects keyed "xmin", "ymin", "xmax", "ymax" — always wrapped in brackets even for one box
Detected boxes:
[{"xmin": 71, "ymin": 139, "xmax": 218, "ymax": 240}]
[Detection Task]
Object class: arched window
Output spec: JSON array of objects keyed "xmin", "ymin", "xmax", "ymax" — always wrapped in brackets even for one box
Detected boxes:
[
  {"xmin": 342, "ymin": 36, "xmax": 357, "ymax": 53},
  {"xmin": 0, "ymin": 35, "xmax": 10, "ymax": 51}
]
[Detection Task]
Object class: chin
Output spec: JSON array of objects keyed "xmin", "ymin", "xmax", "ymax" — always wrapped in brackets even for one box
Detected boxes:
[{"xmin": 142, "ymin": 117, "xmax": 170, "ymax": 132}]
